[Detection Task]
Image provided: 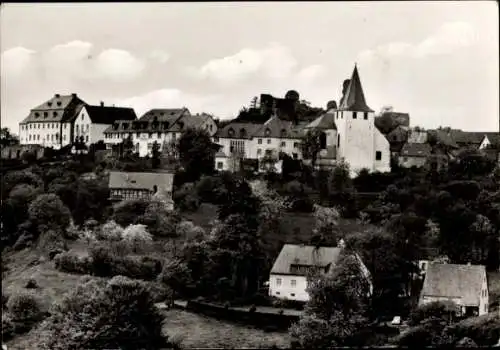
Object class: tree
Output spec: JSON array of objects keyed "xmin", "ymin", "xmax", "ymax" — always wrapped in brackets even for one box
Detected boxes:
[
  {"xmin": 140, "ymin": 200, "xmax": 180, "ymax": 238},
  {"xmin": 151, "ymin": 141, "xmax": 161, "ymax": 169},
  {"xmin": 0, "ymin": 127, "xmax": 19, "ymax": 146},
  {"xmin": 250, "ymin": 96, "xmax": 259, "ymax": 109},
  {"xmin": 177, "ymin": 127, "xmax": 216, "ymax": 182},
  {"xmin": 34, "ymin": 276, "xmax": 167, "ymax": 349},
  {"xmin": 290, "ymin": 253, "xmax": 371, "ymax": 347},
  {"xmin": 28, "ymin": 193, "xmax": 71, "ymax": 233},
  {"xmin": 301, "ymin": 129, "xmax": 323, "ymax": 169},
  {"xmin": 112, "ymin": 199, "xmax": 150, "ymax": 227},
  {"xmin": 310, "ymin": 204, "xmax": 341, "ymax": 246},
  {"xmin": 328, "ymin": 160, "xmax": 358, "ymax": 217},
  {"xmin": 122, "ymin": 224, "xmax": 153, "ymax": 253}
]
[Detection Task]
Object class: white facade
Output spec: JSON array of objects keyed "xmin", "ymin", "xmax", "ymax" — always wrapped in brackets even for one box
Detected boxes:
[
  {"xmin": 19, "ymin": 121, "xmax": 71, "ymax": 150},
  {"xmin": 73, "ymin": 106, "xmax": 113, "ymax": 145},
  {"xmin": 269, "ymin": 274, "xmax": 310, "ymax": 302}
]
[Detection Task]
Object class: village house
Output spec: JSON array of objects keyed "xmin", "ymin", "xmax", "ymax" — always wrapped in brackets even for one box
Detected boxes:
[
  {"xmin": 398, "ymin": 143, "xmax": 432, "ymax": 168},
  {"xmin": 268, "ymin": 244, "xmax": 372, "ymax": 302},
  {"xmin": 419, "ymin": 263, "xmax": 489, "ymax": 317},
  {"xmin": 108, "ymin": 171, "xmax": 175, "ymax": 210},
  {"xmin": 73, "ymin": 103, "xmax": 137, "ymax": 146},
  {"xmin": 104, "ymin": 108, "xmax": 217, "ymax": 157},
  {"xmin": 19, "ymin": 93, "xmax": 87, "ymax": 149},
  {"xmin": 214, "ymin": 65, "xmax": 391, "ymax": 177}
]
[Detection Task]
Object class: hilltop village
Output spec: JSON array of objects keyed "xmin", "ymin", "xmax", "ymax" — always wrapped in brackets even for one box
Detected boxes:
[{"xmin": 2, "ymin": 65, "xmax": 500, "ymax": 349}]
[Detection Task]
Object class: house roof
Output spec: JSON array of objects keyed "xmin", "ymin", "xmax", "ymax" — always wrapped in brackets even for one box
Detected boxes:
[
  {"xmin": 400, "ymin": 142, "xmax": 432, "ymax": 157},
  {"xmin": 407, "ymin": 130, "xmax": 428, "ymax": 144},
  {"xmin": 339, "ymin": 65, "xmax": 374, "ymax": 113},
  {"xmin": 420, "ymin": 263, "xmax": 486, "ymax": 306},
  {"xmin": 270, "ymin": 244, "xmax": 342, "ymax": 275},
  {"xmin": 139, "ymin": 108, "xmax": 190, "ymax": 122},
  {"xmin": 21, "ymin": 93, "xmax": 87, "ymax": 124},
  {"xmin": 252, "ymin": 116, "xmax": 305, "ymax": 139},
  {"xmin": 108, "ymin": 171, "xmax": 174, "ymax": 192},
  {"xmin": 84, "ymin": 105, "xmax": 137, "ymax": 124},
  {"xmin": 483, "ymin": 133, "xmax": 500, "ymax": 148},
  {"xmin": 305, "ymin": 112, "xmax": 337, "ymax": 130},
  {"xmin": 428, "ymin": 129, "xmax": 459, "ymax": 148},
  {"xmin": 450, "ymin": 130, "xmax": 498, "ymax": 146},
  {"xmin": 214, "ymin": 122, "xmax": 262, "ymax": 139}
]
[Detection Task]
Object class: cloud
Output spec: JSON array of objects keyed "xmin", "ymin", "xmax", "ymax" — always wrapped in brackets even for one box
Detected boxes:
[
  {"xmin": 1, "ymin": 47, "xmax": 36, "ymax": 77},
  {"xmin": 196, "ymin": 43, "xmax": 298, "ymax": 83},
  {"xmin": 94, "ymin": 49, "xmax": 145, "ymax": 82},
  {"xmin": 357, "ymin": 21, "xmax": 476, "ymax": 64},
  {"xmin": 296, "ymin": 64, "xmax": 327, "ymax": 82},
  {"xmin": 149, "ymin": 49, "xmax": 170, "ymax": 63}
]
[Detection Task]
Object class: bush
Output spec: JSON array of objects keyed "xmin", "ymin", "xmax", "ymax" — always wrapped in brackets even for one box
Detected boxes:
[
  {"xmin": 444, "ymin": 313, "xmax": 500, "ymax": 346},
  {"xmin": 37, "ymin": 229, "xmax": 67, "ymax": 252},
  {"xmin": 2, "ymin": 312, "xmax": 16, "ymax": 341},
  {"xmin": 122, "ymin": 224, "xmax": 153, "ymax": 253},
  {"xmin": 25, "ymin": 278, "xmax": 38, "ymax": 289},
  {"xmin": 13, "ymin": 232, "xmax": 35, "ymax": 251},
  {"xmin": 49, "ymin": 248, "xmax": 65, "ymax": 261},
  {"xmin": 6, "ymin": 292, "xmax": 45, "ymax": 333},
  {"xmin": 33, "ymin": 276, "xmax": 168, "ymax": 349},
  {"xmin": 96, "ymin": 220, "xmax": 124, "ymax": 241},
  {"xmin": 54, "ymin": 252, "xmax": 92, "ymax": 274},
  {"xmin": 89, "ymin": 245, "xmax": 115, "ymax": 277}
]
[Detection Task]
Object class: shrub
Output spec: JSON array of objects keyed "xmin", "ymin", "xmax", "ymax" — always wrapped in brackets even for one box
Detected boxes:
[
  {"xmin": 89, "ymin": 245, "xmax": 115, "ymax": 277},
  {"xmin": 2, "ymin": 312, "xmax": 16, "ymax": 341},
  {"xmin": 13, "ymin": 232, "xmax": 35, "ymax": 251},
  {"xmin": 122, "ymin": 224, "xmax": 153, "ymax": 253},
  {"xmin": 33, "ymin": 276, "xmax": 168, "ymax": 349},
  {"xmin": 96, "ymin": 220, "xmax": 123, "ymax": 241},
  {"xmin": 54, "ymin": 252, "xmax": 92, "ymax": 275},
  {"xmin": 146, "ymin": 282, "xmax": 172, "ymax": 303},
  {"xmin": 6, "ymin": 292, "xmax": 44, "ymax": 333},
  {"xmin": 444, "ymin": 313, "xmax": 500, "ymax": 346},
  {"xmin": 37, "ymin": 229, "xmax": 67, "ymax": 252},
  {"xmin": 25, "ymin": 278, "xmax": 38, "ymax": 289},
  {"xmin": 49, "ymin": 248, "xmax": 65, "ymax": 260}
]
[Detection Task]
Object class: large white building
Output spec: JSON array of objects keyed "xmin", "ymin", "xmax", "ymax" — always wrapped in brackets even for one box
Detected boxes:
[
  {"xmin": 19, "ymin": 93, "xmax": 87, "ymax": 149},
  {"xmin": 73, "ymin": 103, "xmax": 137, "ymax": 146},
  {"xmin": 103, "ymin": 108, "xmax": 218, "ymax": 157},
  {"xmin": 213, "ymin": 65, "xmax": 391, "ymax": 177}
]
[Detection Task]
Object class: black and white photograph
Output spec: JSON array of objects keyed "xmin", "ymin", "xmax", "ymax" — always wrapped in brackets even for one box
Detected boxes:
[{"xmin": 1, "ymin": 1, "xmax": 499, "ymax": 349}]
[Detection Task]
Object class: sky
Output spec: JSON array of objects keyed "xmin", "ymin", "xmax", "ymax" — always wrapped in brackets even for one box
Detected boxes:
[{"xmin": 1, "ymin": 2, "xmax": 499, "ymax": 134}]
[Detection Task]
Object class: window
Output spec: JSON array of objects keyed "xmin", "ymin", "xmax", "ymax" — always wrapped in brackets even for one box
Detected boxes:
[
  {"xmin": 85, "ymin": 135, "xmax": 89, "ymax": 142},
  {"xmin": 42, "ymin": 124, "xmax": 45, "ymax": 129},
  {"xmin": 76, "ymin": 125, "xmax": 79, "ymax": 133},
  {"xmin": 293, "ymin": 142, "xmax": 299, "ymax": 148},
  {"xmin": 257, "ymin": 149, "xmax": 262, "ymax": 156},
  {"xmin": 276, "ymin": 278, "xmax": 282, "ymax": 286},
  {"xmin": 376, "ymin": 151, "xmax": 382, "ymax": 160},
  {"xmin": 157, "ymin": 132, "xmax": 161, "ymax": 138},
  {"xmin": 293, "ymin": 153, "xmax": 298, "ymax": 159},
  {"xmin": 403, "ymin": 157, "xmax": 408, "ymax": 162},
  {"xmin": 64, "ymin": 124, "xmax": 67, "ymax": 129},
  {"xmin": 484, "ymin": 304, "xmax": 487, "ymax": 313},
  {"xmin": 276, "ymin": 291, "xmax": 280, "ymax": 295},
  {"xmin": 63, "ymin": 135, "xmax": 66, "ymax": 141},
  {"xmin": 213, "ymin": 136, "xmax": 219, "ymax": 142},
  {"xmin": 267, "ymin": 139, "xmax": 271, "ymax": 144},
  {"xmin": 337, "ymin": 134, "xmax": 340, "ymax": 147},
  {"xmin": 217, "ymin": 162, "xmax": 223, "ymax": 169},
  {"xmin": 86, "ymin": 124, "xmax": 89, "ymax": 131},
  {"xmin": 290, "ymin": 293, "xmax": 295, "ymax": 297},
  {"xmin": 281, "ymin": 141, "xmax": 286, "ymax": 147},
  {"xmin": 291, "ymin": 279, "xmax": 296, "ymax": 287},
  {"xmin": 340, "ymin": 111, "xmax": 343, "ymax": 119},
  {"xmin": 364, "ymin": 112, "xmax": 368, "ymax": 120},
  {"xmin": 319, "ymin": 132, "xmax": 327, "ymax": 150},
  {"xmin": 37, "ymin": 135, "xmax": 40, "ymax": 140},
  {"xmin": 353, "ymin": 112, "xmax": 357, "ymax": 119},
  {"xmin": 258, "ymin": 139, "xmax": 262, "ymax": 144},
  {"xmin": 81, "ymin": 114, "xmax": 84, "ymax": 120},
  {"xmin": 265, "ymin": 128, "xmax": 271, "ymax": 136},
  {"xmin": 136, "ymin": 132, "xmax": 140, "ymax": 138},
  {"xmin": 44, "ymin": 112, "xmax": 48, "ymax": 118},
  {"xmin": 149, "ymin": 133, "xmax": 153, "ymax": 139}
]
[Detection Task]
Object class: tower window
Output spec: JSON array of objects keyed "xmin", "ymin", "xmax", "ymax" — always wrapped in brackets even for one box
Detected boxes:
[
  {"xmin": 353, "ymin": 112, "xmax": 357, "ymax": 119},
  {"xmin": 319, "ymin": 132, "xmax": 327, "ymax": 150},
  {"xmin": 364, "ymin": 112, "xmax": 368, "ymax": 120},
  {"xmin": 337, "ymin": 134, "xmax": 340, "ymax": 147},
  {"xmin": 376, "ymin": 151, "xmax": 382, "ymax": 160}
]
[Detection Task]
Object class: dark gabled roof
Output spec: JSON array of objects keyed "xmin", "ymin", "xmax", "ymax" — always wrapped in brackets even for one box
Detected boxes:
[
  {"xmin": 400, "ymin": 142, "xmax": 432, "ymax": 157},
  {"xmin": 21, "ymin": 93, "xmax": 87, "ymax": 124},
  {"xmin": 339, "ymin": 65, "xmax": 374, "ymax": 113},
  {"xmin": 214, "ymin": 122, "xmax": 262, "ymax": 139},
  {"xmin": 420, "ymin": 263, "xmax": 486, "ymax": 306},
  {"xmin": 169, "ymin": 113, "xmax": 210, "ymax": 132},
  {"xmin": 427, "ymin": 129, "xmax": 459, "ymax": 148},
  {"xmin": 252, "ymin": 116, "xmax": 305, "ymax": 139},
  {"xmin": 139, "ymin": 108, "xmax": 189, "ymax": 122},
  {"xmin": 484, "ymin": 133, "xmax": 500, "ymax": 147},
  {"xmin": 84, "ymin": 105, "xmax": 137, "ymax": 124},
  {"xmin": 450, "ymin": 130, "xmax": 498, "ymax": 146},
  {"xmin": 304, "ymin": 112, "xmax": 337, "ymax": 130},
  {"xmin": 270, "ymin": 244, "xmax": 343, "ymax": 275},
  {"xmin": 108, "ymin": 171, "xmax": 174, "ymax": 191},
  {"xmin": 103, "ymin": 113, "xmax": 211, "ymax": 134}
]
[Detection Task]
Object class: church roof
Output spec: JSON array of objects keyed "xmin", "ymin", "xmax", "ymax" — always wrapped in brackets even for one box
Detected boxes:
[
  {"xmin": 305, "ymin": 112, "xmax": 337, "ymax": 130},
  {"xmin": 339, "ymin": 65, "xmax": 374, "ymax": 113}
]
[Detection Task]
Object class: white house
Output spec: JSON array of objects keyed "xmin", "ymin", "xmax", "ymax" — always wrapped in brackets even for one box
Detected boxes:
[
  {"xmin": 213, "ymin": 65, "xmax": 391, "ymax": 177},
  {"xmin": 268, "ymin": 244, "xmax": 372, "ymax": 302},
  {"xmin": 419, "ymin": 263, "xmax": 489, "ymax": 317},
  {"xmin": 73, "ymin": 103, "xmax": 137, "ymax": 146},
  {"xmin": 104, "ymin": 108, "xmax": 218, "ymax": 157},
  {"xmin": 19, "ymin": 93, "xmax": 87, "ymax": 149}
]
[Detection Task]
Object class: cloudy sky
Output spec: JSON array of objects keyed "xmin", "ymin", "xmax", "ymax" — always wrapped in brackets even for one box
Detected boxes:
[{"xmin": 1, "ymin": 2, "xmax": 498, "ymax": 134}]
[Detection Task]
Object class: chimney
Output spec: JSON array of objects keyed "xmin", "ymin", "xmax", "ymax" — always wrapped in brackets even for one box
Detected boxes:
[
  {"xmin": 100, "ymin": 101, "xmax": 104, "ymax": 107},
  {"xmin": 71, "ymin": 93, "xmax": 77, "ymax": 98}
]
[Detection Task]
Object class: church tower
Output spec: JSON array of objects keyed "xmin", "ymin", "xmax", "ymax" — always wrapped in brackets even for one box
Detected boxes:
[{"xmin": 335, "ymin": 65, "xmax": 377, "ymax": 176}]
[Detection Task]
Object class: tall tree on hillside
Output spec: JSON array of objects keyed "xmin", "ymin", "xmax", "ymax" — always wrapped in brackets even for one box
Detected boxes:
[
  {"xmin": 301, "ymin": 129, "xmax": 323, "ymax": 169},
  {"xmin": 177, "ymin": 128, "xmax": 215, "ymax": 182},
  {"xmin": 0, "ymin": 128, "xmax": 19, "ymax": 146},
  {"xmin": 151, "ymin": 141, "xmax": 161, "ymax": 169}
]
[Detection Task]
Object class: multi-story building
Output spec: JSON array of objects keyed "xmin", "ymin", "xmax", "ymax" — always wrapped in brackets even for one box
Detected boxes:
[
  {"xmin": 103, "ymin": 108, "xmax": 217, "ymax": 157},
  {"xmin": 73, "ymin": 102, "xmax": 137, "ymax": 145},
  {"xmin": 214, "ymin": 65, "xmax": 391, "ymax": 177},
  {"xmin": 19, "ymin": 93, "xmax": 87, "ymax": 149}
]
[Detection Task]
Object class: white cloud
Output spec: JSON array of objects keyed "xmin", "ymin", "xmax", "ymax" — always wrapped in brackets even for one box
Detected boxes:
[
  {"xmin": 197, "ymin": 43, "xmax": 298, "ymax": 83},
  {"xmin": 296, "ymin": 64, "xmax": 327, "ymax": 82},
  {"xmin": 358, "ymin": 21, "xmax": 476, "ymax": 64},
  {"xmin": 94, "ymin": 49, "xmax": 145, "ymax": 82},
  {"xmin": 1, "ymin": 47, "xmax": 36, "ymax": 77},
  {"xmin": 149, "ymin": 49, "xmax": 170, "ymax": 63}
]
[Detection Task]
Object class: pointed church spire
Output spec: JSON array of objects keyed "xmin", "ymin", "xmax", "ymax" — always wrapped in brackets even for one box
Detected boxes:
[{"xmin": 339, "ymin": 65, "xmax": 374, "ymax": 112}]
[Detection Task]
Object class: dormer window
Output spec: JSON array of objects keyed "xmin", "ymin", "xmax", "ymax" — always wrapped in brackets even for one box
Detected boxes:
[
  {"xmin": 113, "ymin": 124, "xmax": 119, "ymax": 130},
  {"xmin": 280, "ymin": 128, "xmax": 287, "ymax": 137},
  {"xmin": 228, "ymin": 128, "xmax": 235, "ymax": 137},
  {"xmin": 53, "ymin": 111, "xmax": 57, "ymax": 117},
  {"xmin": 44, "ymin": 112, "xmax": 48, "ymax": 118},
  {"xmin": 178, "ymin": 121, "xmax": 185, "ymax": 129},
  {"xmin": 265, "ymin": 128, "xmax": 271, "ymax": 136},
  {"xmin": 57, "ymin": 101, "xmax": 62, "ymax": 106},
  {"xmin": 35, "ymin": 112, "xmax": 40, "ymax": 118},
  {"xmin": 163, "ymin": 122, "xmax": 170, "ymax": 129},
  {"xmin": 364, "ymin": 112, "xmax": 368, "ymax": 120},
  {"xmin": 47, "ymin": 102, "xmax": 52, "ymax": 107},
  {"xmin": 353, "ymin": 112, "xmax": 357, "ymax": 119},
  {"xmin": 240, "ymin": 128, "xmax": 247, "ymax": 138},
  {"xmin": 123, "ymin": 123, "xmax": 128, "ymax": 130},
  {"xmin": 160, "ymin": 112, "xmax": 164, "ymax": 116}
]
